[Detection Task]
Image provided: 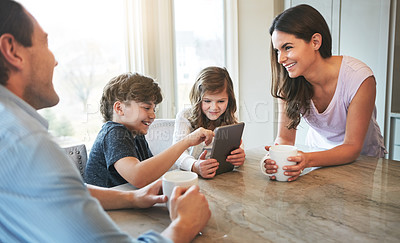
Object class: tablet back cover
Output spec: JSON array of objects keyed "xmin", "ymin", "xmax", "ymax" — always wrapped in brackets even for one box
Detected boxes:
[{"xmin": 211, "ymin": 122, "xmax": 245, "ymax": 175}]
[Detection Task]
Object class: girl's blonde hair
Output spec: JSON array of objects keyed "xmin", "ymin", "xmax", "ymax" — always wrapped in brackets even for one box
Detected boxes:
[{"xmin": 188, "ymin": 66, "xmax": 237, "ymax": 130}]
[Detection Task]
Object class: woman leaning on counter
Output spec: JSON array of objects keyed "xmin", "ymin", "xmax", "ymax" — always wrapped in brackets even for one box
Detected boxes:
[{"xmin": 262, "ymin": 4, "xmax": 387, "ymax": 182}]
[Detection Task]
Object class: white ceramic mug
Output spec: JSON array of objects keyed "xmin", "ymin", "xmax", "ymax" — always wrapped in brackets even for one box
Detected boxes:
[
  {"xmin": 260, "ymin": 145, "xmax": 298, "ymax": 181},
  {"xmin": 162, "ymin": 171, "xmax": 198, "ymax": 210}
]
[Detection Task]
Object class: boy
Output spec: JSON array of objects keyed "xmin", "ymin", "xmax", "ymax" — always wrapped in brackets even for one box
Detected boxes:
[{"xmin": 85, "ymin": 72, "xmax": 214, "ymax": 188}]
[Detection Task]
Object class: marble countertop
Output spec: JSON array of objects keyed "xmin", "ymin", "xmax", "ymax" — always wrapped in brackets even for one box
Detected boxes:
[{"xmin": 108, "ymin": 147, "xmax": 400, "ymax": 242}]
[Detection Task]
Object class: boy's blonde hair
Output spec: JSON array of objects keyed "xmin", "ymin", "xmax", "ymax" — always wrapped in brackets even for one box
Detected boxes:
[{"xmin": 100, "ymin": 72, "xmax": 162, "ymax": 122}]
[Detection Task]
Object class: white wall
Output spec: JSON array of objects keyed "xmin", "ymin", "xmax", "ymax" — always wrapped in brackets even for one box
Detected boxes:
[
  {"xmin": 339, "ymin": 0, "xmax": 390, "ymax": 131},
  {"xmin": 237, "ymin": 0, "xmax": 278, "ymax": 149}
]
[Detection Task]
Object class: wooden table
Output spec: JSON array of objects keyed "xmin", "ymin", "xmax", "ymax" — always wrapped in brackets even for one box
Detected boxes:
[{"xmin": 107, "ymin": 147, "xmax": 400, "ymax": 242}]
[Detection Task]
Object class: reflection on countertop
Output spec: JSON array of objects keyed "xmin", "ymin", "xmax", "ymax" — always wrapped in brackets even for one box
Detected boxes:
[{"xmin": 109, "ymin": 147, "xmax": 400, "ymax": 243}]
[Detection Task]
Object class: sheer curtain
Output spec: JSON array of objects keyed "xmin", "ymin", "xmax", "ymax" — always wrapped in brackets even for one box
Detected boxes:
[{"xmin": 125, "ymin": 0, "xmax": 175, "ymax": 118}]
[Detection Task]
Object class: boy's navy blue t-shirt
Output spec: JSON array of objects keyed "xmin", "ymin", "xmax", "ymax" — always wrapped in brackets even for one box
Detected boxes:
[{"xmin": 85, "ymin": 121, "xmax": 153, "ymax": 187}]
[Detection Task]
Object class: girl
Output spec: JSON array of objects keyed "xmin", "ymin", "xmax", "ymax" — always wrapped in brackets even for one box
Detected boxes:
[
  {"xmin": 173, "ymin": 67, "xmax": 245, "ymax": 178},
  {"xmin": 262, "ymin": 4, "xmax": 386, "ymax": 181}
]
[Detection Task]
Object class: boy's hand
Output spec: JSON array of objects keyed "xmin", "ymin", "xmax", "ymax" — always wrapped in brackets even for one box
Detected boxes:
[{"xmin": 184, "ymin": 127, "xmax": 214, "ymax": 147}]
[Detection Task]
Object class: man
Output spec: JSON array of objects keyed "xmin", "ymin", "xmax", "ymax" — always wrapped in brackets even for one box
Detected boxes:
[{"xmin": 0, "ymin": 0, "xmax": 211, "ymax": 242}]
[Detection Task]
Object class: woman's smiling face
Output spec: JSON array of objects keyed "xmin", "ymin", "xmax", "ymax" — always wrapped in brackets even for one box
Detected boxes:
[{"xmin": 271, "ymin": 30, "xmax": 317, "ymax": 78}]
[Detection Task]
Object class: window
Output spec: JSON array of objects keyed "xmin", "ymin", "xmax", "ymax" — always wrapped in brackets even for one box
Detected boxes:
[
  {"xmin": 20, "ymin": 0, "xmax": 127, "ymax": 149},
  {"xmin": 18, "ymin": 0, "xmax": 231, "ymax": 149},
  {"xmin": 173, "ymin": 0, "xmax": 226, "ymax": 111}
]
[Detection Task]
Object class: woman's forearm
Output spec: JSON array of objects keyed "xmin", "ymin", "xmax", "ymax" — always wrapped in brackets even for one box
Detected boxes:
[{"xmin": 305, "ymin": 143, "xmax": 361, "ymax": 168}]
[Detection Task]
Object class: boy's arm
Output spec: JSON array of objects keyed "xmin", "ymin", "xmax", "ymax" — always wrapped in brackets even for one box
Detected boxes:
[{"xmin": 115, "ymin": 128, "xmax": 214, "ymax": 188}]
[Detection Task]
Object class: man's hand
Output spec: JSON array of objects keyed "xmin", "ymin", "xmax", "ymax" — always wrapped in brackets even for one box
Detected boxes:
[
  {"xmin": 163, "ymin": 185, "xmax": 211, "ymax": 243},
  {"xmin": 132, "ymin": 180, "xmax": 168, "ymax": 208}
]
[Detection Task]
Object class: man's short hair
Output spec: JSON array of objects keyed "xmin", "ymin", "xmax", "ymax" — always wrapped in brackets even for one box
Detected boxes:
[{"xmin": 0, "ymin": 0, "xmax": 34, "ymax": 85}]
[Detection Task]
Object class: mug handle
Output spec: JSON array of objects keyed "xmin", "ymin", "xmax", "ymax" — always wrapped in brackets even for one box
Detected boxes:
[{"xmin": 260, "ymin": 153, "xmax": 274, "ymax": 176}]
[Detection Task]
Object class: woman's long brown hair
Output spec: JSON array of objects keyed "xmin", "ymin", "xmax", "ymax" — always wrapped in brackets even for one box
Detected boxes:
[{"xmin": 269, "ymin": 4, "xmax": 332, "ymax": 129}]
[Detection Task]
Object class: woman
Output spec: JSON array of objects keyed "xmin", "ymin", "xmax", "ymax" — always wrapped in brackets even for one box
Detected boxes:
[{"xmin": 262, "ymin": 4, "xmax": 386, "ymax": 181}]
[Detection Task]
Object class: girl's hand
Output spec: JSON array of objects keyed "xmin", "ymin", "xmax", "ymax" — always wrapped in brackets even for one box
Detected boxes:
[
  {"xmin": 192, "ymin": 150, "xmax": 219, "ymax": 178},
  {"xmin": 226, "ymin": 147, "xmax": 245, "ymax": 166}
]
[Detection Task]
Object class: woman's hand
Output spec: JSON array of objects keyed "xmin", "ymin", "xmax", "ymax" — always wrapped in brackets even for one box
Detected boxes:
[
  {"xmin": 263, "ymin": 146, "xmax": 307, "ymax": 182},
  {"xmin": 284, "ymin": 151, "xmax": 307, "ymax": 181},
  {"xmin": 226, "ymin": 147, "xmax": 245, "ymax": 166},
  {"xmin": 262, "ymin": 146, "xmax": 276, "ymax": 180},
  {"xmin": 192, "ymin": 150, "xmax": 218, "ymax": 178}
]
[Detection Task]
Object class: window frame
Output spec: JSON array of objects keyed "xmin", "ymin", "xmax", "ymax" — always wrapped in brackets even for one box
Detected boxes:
[{"xmin": 126, "ymin": 0, "xmax": 239, "ymax": 119}]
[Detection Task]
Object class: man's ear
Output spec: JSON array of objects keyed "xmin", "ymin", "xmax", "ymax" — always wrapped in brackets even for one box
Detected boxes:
[
  {"xmin": 113, "ymin": 101, "xmax": 124, "ymax": 116},
  {"xmin": 311, "ymin": 33, "xmax": 322, "ymax": 51},
  {"xmin": 0, "ymin": 34, "xmax": 24, "ymax": 70}
]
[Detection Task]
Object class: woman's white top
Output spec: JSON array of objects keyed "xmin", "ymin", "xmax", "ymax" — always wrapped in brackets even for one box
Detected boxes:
[{"xmin": 304, "ymin": 56, "xmax": 386, "ymax": 157}]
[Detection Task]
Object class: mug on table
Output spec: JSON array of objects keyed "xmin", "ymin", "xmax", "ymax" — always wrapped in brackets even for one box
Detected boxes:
[{"xmin": 162, "ymin": 171, "xmax": 198, "ymax": 210}]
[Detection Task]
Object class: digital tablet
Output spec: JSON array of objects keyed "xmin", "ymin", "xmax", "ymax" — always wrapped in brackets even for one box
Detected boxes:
[{"xmin": 210, "ymin": 122, "xmax": 245, "ymax": 175}]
